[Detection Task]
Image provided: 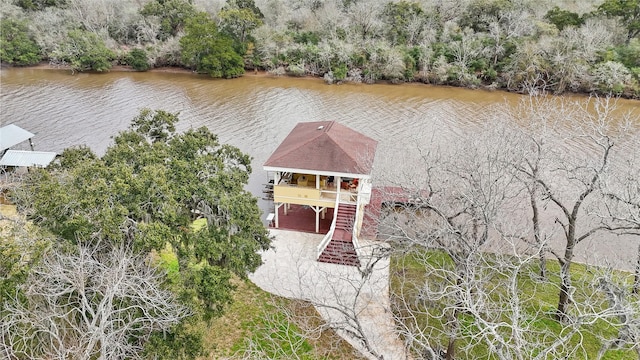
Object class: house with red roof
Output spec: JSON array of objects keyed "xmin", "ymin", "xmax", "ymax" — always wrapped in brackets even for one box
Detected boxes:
[{"xmin": 263, "ymin": 121, "xmax": 377, "ymax": 266}]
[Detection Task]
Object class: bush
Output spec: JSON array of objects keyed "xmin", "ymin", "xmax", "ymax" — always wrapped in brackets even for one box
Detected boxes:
[
  {"xmin": 286, "ymin": 62, "xmax": 305, "ymax": 76},
  {"xmin": 544, "ymin": 6, "xmax": 584, "ymax": 31},
  {"xmin": 482, "ymin": 67, "xmax": 498, "ymax": 82},
  {"xmin": 16, "ymin": 0, "xmax": 65, "ymax": 11},
  {"xmin": 614, "ymin": 39, "xmax": 640, "ymax": 69},
  {"xmin": 592, "ymin": 61, "xmax": 632, "ymax": 94},
  {"xmin": 180, "ymin": 13, "xmax": 245, "ymax": 78},
  {"xmin": 50, "ymin": 29, "xmax": 114, "ymax": 72},
  {"xmin": 333, "ymin": 63, "xmax": 348, "ymax": 81},
  {"xmin": 125, "ymin": 48, "xmax": 150, "ymax": 71},
  {"xmin": 293, "ymin": 31, "xmax": 320, "ymax": 45},
  {"xmin": 0, "ymin": 19, "xmax": 42, "ymax": 66}
]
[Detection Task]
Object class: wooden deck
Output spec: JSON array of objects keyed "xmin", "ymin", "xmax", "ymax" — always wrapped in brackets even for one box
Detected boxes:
[
  {"xmin": 271, "ymin": 204, "xmax": 334, "ymax": 233},
  {"xmin": 269, "ymin": 186, "xmax": 423, "ymax": 239}
]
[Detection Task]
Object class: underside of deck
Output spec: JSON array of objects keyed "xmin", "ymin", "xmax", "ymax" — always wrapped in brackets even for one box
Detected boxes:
[
  {"xmin": 267, "ymin": 187, "xmax": 418, "ymax": 267},
  {"xmin": 272, "ymin": 204, "xmax": 334, "ymax": 234},
  {"xmin": 269, "ymin": 186, "xmax": 409, "ymax": 238}
]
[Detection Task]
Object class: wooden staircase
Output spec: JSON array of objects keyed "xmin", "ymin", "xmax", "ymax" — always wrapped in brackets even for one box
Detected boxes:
[{"xmin": 318, "ymin": 204, "xmax": 360, "ymax": 267}]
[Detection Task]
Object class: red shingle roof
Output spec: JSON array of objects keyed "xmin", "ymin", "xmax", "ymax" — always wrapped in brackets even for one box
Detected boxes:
[{"xmin": 264, "ymin": 121, "xmax": 377, "ymax": 175}]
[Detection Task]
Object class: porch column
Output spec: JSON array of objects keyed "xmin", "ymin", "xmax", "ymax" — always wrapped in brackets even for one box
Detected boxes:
[
  {"xmin": 274, "ymin": 203, "xmax": 282, "ymax": 228},
  {"xmin": 312, "ymin": 206, "xmax": 327, "ymax": 233}
]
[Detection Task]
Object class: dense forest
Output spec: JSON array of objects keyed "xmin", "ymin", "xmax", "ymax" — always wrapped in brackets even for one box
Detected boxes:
[{"xmin": 1, "ymin": 0, "xmax": 639, "ymax": 97}]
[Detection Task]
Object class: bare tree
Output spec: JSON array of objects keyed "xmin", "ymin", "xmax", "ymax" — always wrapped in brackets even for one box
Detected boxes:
[
  {"xmin": 377, "ymin": 96, "xmax": 640, "ymax": 358},
  {"xmin": 512, "ymin": 95, "xmax": 640, "ymax": 322},
  {"xmin": 391, "ymin": 232, "xmax": 640, "ymax": 360},
  {"xmin": 594, "ymin": 268, "xmax": 640, "ymax": 359},
  {"xmin": 346, "ymin": 0, "xmax": 383, "ymax": 42},
  {"xmin": 1, "ymin": 243, "xmax": 190, "ymax": 360},
  {"xmin": 377, "ymin": 118, "xmax": 529, "ymax": 359},
  {"xmin": 599, "ymin": 139, "xmax": 640, "ymax": 292}
]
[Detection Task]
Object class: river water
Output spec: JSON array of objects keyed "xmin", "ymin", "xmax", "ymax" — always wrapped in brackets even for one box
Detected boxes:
[{"xmin": 1, "ymin": 68, "xmax": 639, "ymax": 268}]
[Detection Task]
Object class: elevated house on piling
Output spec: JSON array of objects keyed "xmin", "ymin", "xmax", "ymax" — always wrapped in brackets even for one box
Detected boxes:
[{"xmin": 263, "ymin": 121, "xmax": 377, "ymax": 266}]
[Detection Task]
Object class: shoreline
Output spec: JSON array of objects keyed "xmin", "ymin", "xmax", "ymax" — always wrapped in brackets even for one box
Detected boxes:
[
  {"xmin": 7, "ymin": 62, "xmax": 519, "ymax": 93},
  {"xmin": 23, "ymin": 62, "xmax": 309, "ymax": 79},
  {"xmin": 8, "ymin": 62, "xmax": 640, "ymax": 101}
]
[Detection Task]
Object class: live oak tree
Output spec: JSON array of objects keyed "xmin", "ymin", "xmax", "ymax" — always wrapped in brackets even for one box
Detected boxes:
[
  {"xmin": 597, "ymin": 0, "xmax": 640, "ymax": 42},
  {"xmin": 0, "ymin": 217, "xmax": 48, "ymax": 307},
  {"xmin": 140, "ymin": 0, "xmax": 197, "ymax": 41},
  {"xmin": 218, "ymin": 0, "xmax": 264, "ymax": 50},
  {"xmin": 180, "ymin": 12, "xmax": 245, "ymax": 78},
  {"xmin": 0, "ymin": 18, "xmax": 42, "ymax": 66},
  {"xmin": 12, "ymin": 109, "xmax": 270, "ymax": 330}
]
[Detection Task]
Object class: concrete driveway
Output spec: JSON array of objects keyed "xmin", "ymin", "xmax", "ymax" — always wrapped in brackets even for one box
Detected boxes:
[{"xmin": 249, "ymin": 229, "xmax": 409, "ymax": 360}]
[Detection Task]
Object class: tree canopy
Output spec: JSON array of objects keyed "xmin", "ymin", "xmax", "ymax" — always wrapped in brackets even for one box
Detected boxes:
[
  {"xmin": 0, "ymin": 18, "xmax": 42, "ymax": 66},
  {"xmin": 2, "ymin": 0, "xmax": 640, "ymax": 94},
  {"xmin": 140, "ymin": 0, "xmax": 197, "ymax": 41},
  {"xmin": 598, "ymin": 0, "xmax": 640, "ymax": 41},
  {"xmin": 180, "ymin": 12, "xmax": 245, "ymax": 78},
  {"xmin": 219, "ymin": 0, "xmax": 264, "ymax": 51},
  {"xmin": 14, "ymin": 109, "xmax": 271, "ymax": 320},
  {"xmin": 49, "ymin": 29, "xmax": 114, "ymax": 72}
]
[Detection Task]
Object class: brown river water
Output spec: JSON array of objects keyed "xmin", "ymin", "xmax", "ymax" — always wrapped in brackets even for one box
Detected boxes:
[{"xmin": 1, "ymin": 68, "xmax": 639, "ymax": 269}]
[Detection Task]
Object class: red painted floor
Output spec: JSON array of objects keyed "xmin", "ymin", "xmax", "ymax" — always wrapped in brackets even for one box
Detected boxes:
[
  {"xmin": 271, "ymin": 204, "xmax": 334, "ymax": 234},
  {"xmin": 268, "ymin": 186, "xmax": 418, "ymax": 238}
]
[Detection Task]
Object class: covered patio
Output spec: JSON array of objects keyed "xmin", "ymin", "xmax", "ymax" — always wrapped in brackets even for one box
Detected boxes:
[{"xmin": 271, "ymin": 204, "xmax": 335, "ymax": 234}]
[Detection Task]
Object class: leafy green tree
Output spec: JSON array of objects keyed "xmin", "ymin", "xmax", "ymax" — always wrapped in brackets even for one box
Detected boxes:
[
  {"xmin": 15, "ymin": 0, "xmax": 65, "ymax": 11},
  {"xmin": 459, "ymin": 0, "xmax": 512, "ymax": 32},
  {"xmin": 614, "ymin": 38, "xmax": 640, "ymax": 73},
  {"xmin": 124, "ymin": 48, "xmax": 151, "ymax": 71},
  {"xmin": 219, "ymin": 0, "xmax": 264, "ymax": 50},
  {"xmin": 14, "ymin": 109, "xmax": 270, "ymax": 321},
  {"xmin": 0, "ymin": 218, "xmax": 49, "ymax": 306},
  {"xmin": 140, "ymin": 0, "xmax": 197, "ymax": 41},
  {"xmin": 597, "ymin": 0, "xmax": 640, "ymax": 42},
  {"xmin": 180, "ymin": 12, "xmax": 245, "ymax": 78},
  {"xmin": 0, "ymin": 19, "xmax": 42, "ymax": 66},
  {"xmin": 50, "ymin": 29, "xmax": 114, "ymax": 72},
  {"xmin": 544, "ymin": 6, "xmax": 584, "ymax": 31},
  {"xmin": 381, "ymin": 1, "xmax": 425, "ymax": 46}
]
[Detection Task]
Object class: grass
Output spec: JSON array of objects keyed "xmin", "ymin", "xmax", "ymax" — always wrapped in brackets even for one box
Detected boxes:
[
  {"xmin": 0, "ymin": 204, "xmax": 18, "ymax": 217},
  {"xmin": 198, "ymin": 277, "xmax": 364, "ymax": 359},
  {"xmin": 390, "ymin": 248, "xmax": 639, "ymax": 359},
  {"xmin": 154, "ymin": 220, "xmax": 362, "ymax": 359},
  {"xmin": 191, "ymin": 218, "xmax": 207, "ymax": 232}
]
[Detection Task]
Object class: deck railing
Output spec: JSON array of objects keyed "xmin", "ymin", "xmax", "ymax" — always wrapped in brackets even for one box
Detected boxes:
[
  {"xmin": 316, "ymin": 194, "xmax": 341, "ymax": 259},
  {"xmin": 351, "ymin": 192, "xmax": 362, "ymax": 261}
]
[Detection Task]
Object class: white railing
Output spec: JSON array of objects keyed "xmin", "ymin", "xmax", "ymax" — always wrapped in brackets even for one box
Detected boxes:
[
  {"xmin": 316, "ymin": 194, "xmax": 341, "ymax": 259},
  {"xmin": 351, "ymin": 192, "xmax": 362, "ymax": 261}
]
